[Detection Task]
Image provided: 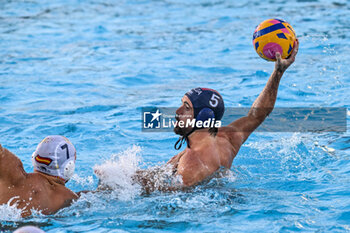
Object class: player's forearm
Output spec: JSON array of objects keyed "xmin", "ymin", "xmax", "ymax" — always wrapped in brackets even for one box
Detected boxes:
[{"xmin": 248, "ymin": 68, "xmax": 284, "ymax": 121}]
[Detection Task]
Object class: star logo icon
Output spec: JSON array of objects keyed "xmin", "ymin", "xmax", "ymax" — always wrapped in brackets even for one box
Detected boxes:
[{"xmin": 150, "ymin": 109, "xmax": 162, "ymax": 122}]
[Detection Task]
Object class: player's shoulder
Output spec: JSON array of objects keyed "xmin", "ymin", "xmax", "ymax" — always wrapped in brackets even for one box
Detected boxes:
[
  {"xmin": 26, "ymin": 174, "xmax": 78, "ymax": 212},
  {"xmin": 23, "ymin": 173, "xmax": 48, "ymax": 190},
  {"xmin": 54, "ymin": 185, "xmax": 78, "ymax": 207},
  {"xmin": 52, "ymin": 181, "xmax": 78, "ymax": 199},
  {"xmin": 30, "ymin": 173, "xmax": 78, "ymax": 198},
  {"xmin": 217, "ymin": 126, "xmax": 242, "ymax": 141}
]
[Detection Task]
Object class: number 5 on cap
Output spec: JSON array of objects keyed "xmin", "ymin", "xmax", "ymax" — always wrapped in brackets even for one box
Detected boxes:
[{"xmin": 209, "ymin": 94, "xmax": 220, "ymax": 107}]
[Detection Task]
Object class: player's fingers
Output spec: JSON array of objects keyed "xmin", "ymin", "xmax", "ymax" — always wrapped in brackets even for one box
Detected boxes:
[
  {"xmin": 275, "ymin": 52, "xmax": 282, "ymax": 63},
  {"xmin": 286, "ymin": 39, "xmax": 298, "ymax": 64},
  {"xmin": 291, "ymin": 39, "xmax": 299, "ymax": 57}
]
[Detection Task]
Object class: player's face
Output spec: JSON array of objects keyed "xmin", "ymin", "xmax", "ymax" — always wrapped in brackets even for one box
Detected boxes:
[{"xmin": 174, "ymin": 95, "xmax": 194, "ymax": 136}]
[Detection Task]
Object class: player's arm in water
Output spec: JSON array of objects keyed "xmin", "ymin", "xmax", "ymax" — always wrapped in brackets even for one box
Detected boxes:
[
  {"xmin": 0, "ymin": 144, "xmax": 26, "ymax": 184},
  {"xmin": 224, "ymin": 39, "xmax": 299, "ymax": 148},
  {"xmin": 95, "ymin": 166, "xmax": 184, "ymax": 194}
]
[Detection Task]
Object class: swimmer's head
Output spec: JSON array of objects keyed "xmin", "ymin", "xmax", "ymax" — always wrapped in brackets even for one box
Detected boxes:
[
  {"xmin": 174, "ymin": 87, "xmax": 225, "ymax": 136},
  {"xmin": 32, "ymin": 135, "xmax": 76, "ymax": 183}
]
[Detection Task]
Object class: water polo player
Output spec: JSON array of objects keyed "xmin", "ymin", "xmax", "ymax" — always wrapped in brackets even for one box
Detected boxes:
[
  {"xmin": 134, "ymin": 40, "xmax": 299, "ymax": 189},
  {"xmin": 0, "ymin": 135, "xmax": 79, "ymax": 217}
]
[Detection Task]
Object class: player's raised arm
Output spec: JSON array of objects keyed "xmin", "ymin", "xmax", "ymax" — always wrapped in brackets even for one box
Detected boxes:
[
  {"xmin": 226, "ymin": 39, "xmax": 299, "ymax": 145},
  {"xmin": 0, "ymin": 144, "xmax": 26, "ymax": 183}
]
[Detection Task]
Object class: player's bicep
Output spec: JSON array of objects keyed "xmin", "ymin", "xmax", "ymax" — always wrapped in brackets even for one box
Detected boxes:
[
  {"xmin": 225, "ymin": 115, "xmax": 262, "ymax": 145},
  {"xmin": 0, "ymin": 144, "xmax": 26, "ymax": 183}
]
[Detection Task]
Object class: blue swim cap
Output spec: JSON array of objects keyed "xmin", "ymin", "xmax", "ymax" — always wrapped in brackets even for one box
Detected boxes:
[
  {"xmin": 174, "ymin": 87, "xmax": 225, "ymax": 150},
  {"xmin": 185, "ymin": 87, "xmax": 225, "ymax": 122}
]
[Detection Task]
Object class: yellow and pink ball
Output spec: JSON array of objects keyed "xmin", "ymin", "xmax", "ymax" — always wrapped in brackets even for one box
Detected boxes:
[{"xmin": 253, "ymin": 19, "xmax": 297, "ymax": 61}]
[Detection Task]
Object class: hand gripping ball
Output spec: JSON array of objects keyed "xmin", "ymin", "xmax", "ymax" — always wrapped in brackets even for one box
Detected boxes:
[{"xmin": 253, "ymin": 19, "xmax": 297, "ymax": 61}]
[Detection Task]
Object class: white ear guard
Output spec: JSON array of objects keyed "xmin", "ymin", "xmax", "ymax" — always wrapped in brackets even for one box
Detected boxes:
[{"xmin": 60, "ymin": 159, "xmax": 76, "ymax": 181}]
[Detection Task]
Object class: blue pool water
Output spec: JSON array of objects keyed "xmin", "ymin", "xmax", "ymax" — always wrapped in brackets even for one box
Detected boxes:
[{"xmin": 1, "ymin": 0, "xmax": 349, "ymax": 232}]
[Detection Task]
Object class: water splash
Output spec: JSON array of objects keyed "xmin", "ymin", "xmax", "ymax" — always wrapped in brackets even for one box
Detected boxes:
[
  {"xmin": 70, "ymin": 174, "xmax": 94, "ymax": 187},
  {"xmin": 93, "ymin": 145, "xmax": 185, "ymax": 197},
  {"xmin": 243, "ymin": 133, "xmax": 336, "ymax": 181},
  {"xmin": 93, "ymin": 145, "xmax": 143, "ymax": 201},
  {"xmin": 246, "ymin": 133, "xmax": 304, "ymax": 154},
  {"xmin": 0, "ymin": 197, "xmax": 24, "ymax": 221}
]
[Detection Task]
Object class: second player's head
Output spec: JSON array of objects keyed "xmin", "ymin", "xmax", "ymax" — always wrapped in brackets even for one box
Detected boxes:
[{"xmin": 32, "ymin": 135, "xmax": 76, "ymax": 183}]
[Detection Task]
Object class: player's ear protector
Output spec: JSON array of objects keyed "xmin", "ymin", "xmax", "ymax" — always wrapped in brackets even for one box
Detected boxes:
[
  {"xmin": 61, "ymin": 159, "xmax": 76, "ymax": 181},
  {"xmin": 196, "ymin": 107, "xmax": 215, "ymax": 124}
]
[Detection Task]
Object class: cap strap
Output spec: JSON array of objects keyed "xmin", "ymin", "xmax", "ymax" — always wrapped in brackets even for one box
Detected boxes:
[{"xmin": 174, "ymin": 129, "xmax": 195, "ymax": 150}]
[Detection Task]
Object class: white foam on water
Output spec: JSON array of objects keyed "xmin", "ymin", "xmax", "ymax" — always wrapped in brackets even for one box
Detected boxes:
[
  {"xmin": 219, "ymin": 168, "xmax": 237, "ymax": 183},
  {"xmin": 70, "ymin": 174, "xmax": 94, "ymax": 187},
  {"xmin": 29, "ymin": 208, "xmax": 44, "ymax": 218},
  {"xmin": 93, "ymin": 145, "xmax": 143, "ymax": 201},
  {"xmin": 245, "ymin": 133, "xmax": 304, "ymax": 154},
  {"xmin": 244, "ymin": 133, "xmax": 310, "ymax": 175},
  {"xmin": 278, "ymin": 133, "xmax": 304, "ymax": 155},
  {"xmin": 243, "ymin": 132, "xmax": 338, "ymax": 181},
  {"xmin": 0, "ymin": 196, "xmax": 24, "ymax": 221}
]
